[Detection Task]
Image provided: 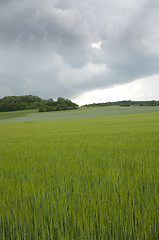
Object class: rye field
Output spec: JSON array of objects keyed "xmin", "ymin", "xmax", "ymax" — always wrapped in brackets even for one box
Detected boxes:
[{"xmin": 0, "ymin": 107, "xmax": 159, "ymax": 239}]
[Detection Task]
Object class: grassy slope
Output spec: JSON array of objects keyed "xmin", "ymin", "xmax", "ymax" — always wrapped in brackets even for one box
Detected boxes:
[
  {"xmin": 0, "ymin": 112, "xmax": 159, "ymax": 239},
  {"xmin": 0, "ymin": 105, "xmax": 159, "ymax": 122},
  {"xmin": 0, "ymin": 109, "xmax": 38, "ymax": 120}
]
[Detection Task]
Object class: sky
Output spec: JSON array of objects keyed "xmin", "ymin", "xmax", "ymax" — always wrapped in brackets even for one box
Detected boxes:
[{"xmin": 0, "ymin": 0, "xmax": 159, "ymax": 105}]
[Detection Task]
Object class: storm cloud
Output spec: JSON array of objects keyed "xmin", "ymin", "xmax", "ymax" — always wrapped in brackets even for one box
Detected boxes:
[{"xmin": 0, "ymin": 0, "xmax": 159, "ymax": 101}]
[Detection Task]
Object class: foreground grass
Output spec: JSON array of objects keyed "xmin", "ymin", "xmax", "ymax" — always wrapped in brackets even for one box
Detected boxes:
[{"xmin": 0, "ymin": 112, "xmax": 159, "ymax": 239}]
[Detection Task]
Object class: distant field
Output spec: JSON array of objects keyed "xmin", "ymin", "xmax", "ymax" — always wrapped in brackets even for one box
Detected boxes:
[
  {"xmin": 0, "ymin": 105, "xmax": 159, "ymax": 122},
  {"xmin": 0, "ymin": 109, "xmax": 38, "ymax": 120},
  {"xmin": 0, "ymin": 111, "xmax": 159, "ymax": 239}
]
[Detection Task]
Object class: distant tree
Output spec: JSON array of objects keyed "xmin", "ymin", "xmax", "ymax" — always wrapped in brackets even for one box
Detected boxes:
[
  {"xmin": 0, "ymin": 95, "xmax": 79, "ymax": 112},
  {"xmin": 38, "ymin": 97, "xmax": 78, "ymax": 112},
  {"xmin": 0, "ymin": 95, "xmax": 43, "ymax": 112},
  {"xmin": 150, "ymin": 100, "xmax": 157, "ymax": 106}
]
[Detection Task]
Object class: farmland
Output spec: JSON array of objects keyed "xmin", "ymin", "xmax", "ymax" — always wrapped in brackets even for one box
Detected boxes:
[
  {"xmin": 0, "ymin": 105, "xmax": 159, "ymax": 122},
  {"xmin": 0, "ymin": 107, "xmax": 159, "ymax": 239}
]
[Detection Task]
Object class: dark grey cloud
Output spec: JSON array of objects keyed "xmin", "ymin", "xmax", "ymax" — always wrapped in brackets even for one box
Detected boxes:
[{"xmin": 0, "ymin": 0, "xmax": 159, "ymax": 101}]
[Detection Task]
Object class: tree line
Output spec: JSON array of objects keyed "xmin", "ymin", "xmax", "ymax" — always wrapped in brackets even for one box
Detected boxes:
[
  {"xmin": 0, "ymin": 95, "xmax": 78, "ymax": 112},
  {"xmin": 83, "ymin": 100, "xmax": 159, "ymax": 107}
]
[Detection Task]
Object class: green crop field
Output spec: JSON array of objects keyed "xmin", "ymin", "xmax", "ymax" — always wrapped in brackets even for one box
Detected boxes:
[
  {"xmin": 0, "ymin": 108, "xmax": 159, "ymax": 239},
  {"xmin": 0, "ymin": 106, "xmax": 159, "ymax": 122}
]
